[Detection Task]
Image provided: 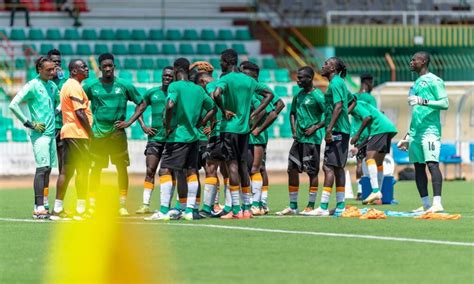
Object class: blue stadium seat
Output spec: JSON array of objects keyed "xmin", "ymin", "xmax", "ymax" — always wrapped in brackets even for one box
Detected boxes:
[
  {"xmin": 440, "ymin": 143, "xmax": 462, "ymax": 180},
  {"xmin": 391, "ymin": 143, "xmax": 410, "ymax": 165},
  {"xmin": 470, "ymin": 143, "xmax": 474, "ymax": 162}
]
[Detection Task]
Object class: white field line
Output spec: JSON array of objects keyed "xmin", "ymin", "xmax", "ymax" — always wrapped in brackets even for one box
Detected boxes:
[{"xmin": 0, "ymin": 217, "xmax": 473, "ymax": 247}]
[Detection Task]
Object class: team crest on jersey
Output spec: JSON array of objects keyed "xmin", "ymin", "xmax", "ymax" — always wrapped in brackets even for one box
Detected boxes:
[
  {"xmin": 420, "ymin": 81, "xmax": 428, "ymax": 87},
  {"xmin": 115, "ymin": 88, "xmax": 122, "ymax": 94}
]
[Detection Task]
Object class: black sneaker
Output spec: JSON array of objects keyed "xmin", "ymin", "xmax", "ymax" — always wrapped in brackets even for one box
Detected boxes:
[
  {"xmin": 192, "ymin": 211, "xmax": 203, "ymax": 220},
  {"xmin": 199, "ymin": 210, "xmax": 212, "ymax": 218}
]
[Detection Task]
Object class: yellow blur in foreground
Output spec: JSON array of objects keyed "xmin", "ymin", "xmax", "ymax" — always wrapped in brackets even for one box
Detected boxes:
[{"xmin": 45, "ymin": 186, "xmax": 170, "ymax": 284}]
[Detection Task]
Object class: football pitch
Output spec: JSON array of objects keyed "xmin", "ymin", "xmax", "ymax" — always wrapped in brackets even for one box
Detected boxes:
[{"xmin": 0, "ymin": 180, "xmax": 473, "ymax": 283}]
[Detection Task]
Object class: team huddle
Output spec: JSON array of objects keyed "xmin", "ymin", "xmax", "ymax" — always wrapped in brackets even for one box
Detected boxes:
[{"xmin": 8, "ymin": 48, "xmax": 449, "ymax": 220}]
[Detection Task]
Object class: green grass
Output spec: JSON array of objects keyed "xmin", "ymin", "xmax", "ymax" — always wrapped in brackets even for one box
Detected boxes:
[{"xmin": 0, "ymin": 180, "xmax": 473, "ymax": 283}]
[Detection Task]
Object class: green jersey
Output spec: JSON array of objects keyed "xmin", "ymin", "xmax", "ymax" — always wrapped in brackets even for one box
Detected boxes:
[
  {"xmin": 249, "ymin": 86, "xmax": 281, "ymax": 145},
  {"xmin": 355, "ymin": 92, "xmax": 377, "ymax": 108},
  {"xmin": 205, "ymin": 80, "xmax": 222, "ymax": 137},
  {"xmin": 52, "ymin": 77, "xmax": 67, "ymax": 129},
  {"xmin": 167, "ymin": 80, "xmax": 215, "ymax": 143},
  {"xmin": 84, "ymin": 77, "xmax": 143, "ymax": 138},
  {"xmin": 351, "ymin": 101, "xmax": 397, "ymax": 137},
  {"xmin": 216, "ymin": 72, "xmax": 268, "ymax": 134},
  {"xmin": 350, "ymin": 102, "xmax": 370, "ymax": 144},
  {"xmin": 143, "ymin": 86, "xmax": 167, "ymax": 142},
  {"xmin": 291, "ymin": 88, "xmax": 325, "ymax": 144},
  {"xmin": 9, "ymin": 76, "xmax": 57, "ymax": 137},
  {"xmin": 409, "ymin": 72, "xmax": 447, "ymax": 139},
  {"xmin": 324, "ymin": 75, "xmax": 351, "ymax": 134}
]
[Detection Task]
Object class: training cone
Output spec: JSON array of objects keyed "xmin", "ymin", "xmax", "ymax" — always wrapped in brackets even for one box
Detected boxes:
[{"xmin": 345, "ymin": 170, "xmax": 355, "ymax": 199}]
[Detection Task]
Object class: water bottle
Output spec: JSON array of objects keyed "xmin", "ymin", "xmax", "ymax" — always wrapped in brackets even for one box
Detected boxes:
[{"xmin": 57, "ymin": 68, "xmax": 65, "ymax": 80}]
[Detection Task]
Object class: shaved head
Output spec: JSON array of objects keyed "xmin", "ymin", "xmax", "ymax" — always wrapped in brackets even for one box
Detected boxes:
[{"xmin": 414, "ymin": 51, "xmax": 431, "ymax": 67}]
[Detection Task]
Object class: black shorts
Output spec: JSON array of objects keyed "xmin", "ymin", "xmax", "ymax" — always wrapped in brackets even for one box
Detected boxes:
[
  {"xmin": 144, "ymin": 141, "xmax": 165, "ymax": 158},
  {"xmin": 367, "ymin": 133, "xmax": 395, "ymax": 154},
  {"xmin": 160, "ymin": 141, "xmax": 199, "ymax": 170},
  {"xmin": 55, "ymin": 128, "xmax": 64, "ymax": 148},
  {"xmin": 198, "ymin": 140, "xmax": 208, "ymax": 169},
  {"xmin": 356, "ymin": 138, "xmax": 369, "ymax": 161},
  {"xmin": 62, "ymin": 138, "xmax": 90, "ymax": 168},
  {"xmin": 247, "ymin": 144, "xmax": 267, "ymax": 172},
  {"xmin": 205, "ymin": 136, "xmax": 225, "ymax": 161},
  {"xmin": 90, "ymin": 130, "xmax": 130, "ymax": 168},
  {"xmin": 287, "ymin": 141, "xmax": 321, "ymax": 175},
  {"xmin": 324, "ymin": 132, "xmax": 350, "ymax": 168},
  {"xmin": 221, "ymin": 132, "xmax": 249, "ymax": 162}
]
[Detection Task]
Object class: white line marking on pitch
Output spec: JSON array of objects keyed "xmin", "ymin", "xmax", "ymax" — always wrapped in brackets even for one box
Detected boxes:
[{"xmin": 1, "ymin": 217, "xmax": 473, "ymax": 247}]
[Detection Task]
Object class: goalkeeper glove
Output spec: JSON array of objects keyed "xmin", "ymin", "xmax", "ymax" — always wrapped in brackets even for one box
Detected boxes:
[{"xmin": 24, "ymin": 121, "xmax": 46, "ymax": 133}]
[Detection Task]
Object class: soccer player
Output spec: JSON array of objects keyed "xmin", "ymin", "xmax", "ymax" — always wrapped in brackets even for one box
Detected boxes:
[
  {"xmin": 240, "ymin": 61, "xmax": 285, "ymax": 216},
  {"xmin": 211, "ymin": 49, "xmax": 274, "ymax": 219},
  {"xmin": 135, "ymin": 66, "xmax": 174, "ymax": 214},
  {"xmin": 146, "ymin": 58, "xmax": 216, "ymax": 221},
  {"xmin": 51, "ymin": 59, "xmax": 93, "ymax": 220},
  {"xmin": 309, "ymin": 57, "xmax": 354, "ymax": 216},
  {"xmin": 351, "ymin": 73, "xmax": 376, "ymax": 200},
  {"xmin": 47, "ymin": 49, "xmax": 67, "ymax": 208},
  {"xmin": 9, "ymin": 57, "xmax": 58, "ymax": 219},
  {"xmin": 276, "ymin": 66, "xmax": 325, "ymax": 216},
  {"xmin": 349, "ymin": 100, "xmax": 397, "ymax": 204},
  {"xmin": 397, "ymin": 51, "xmax": 449, "ymax": 213},
  {"xmin": 84, "ymin": 53, "xmax": 146, "ymax": 216}
]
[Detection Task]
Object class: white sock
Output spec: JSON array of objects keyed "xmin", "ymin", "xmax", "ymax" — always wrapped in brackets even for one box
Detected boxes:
[
  {"xmin": 289, "ymin": 186, "xmax": 298, "ymax": 203},
  {"xmin": 160, "ymin": 175, "xmax": 174, "ymax": 209},
  {"xmin": 251, "ymin": 173, "xmax": 263, "ymax": 204},
  {"xmin": 432, "ymin": 196, "xmax": 442, "ymax": 207},
  {"xmin": 308, "ymin": 186, "xmax": 318, "ymax": 203},
  {"xmin": 119, "ymin": 196, "xmax": 127, "ymax": 207},
  {"xmin": 367, "ymin": 159, "xmax": 379, "ymax": 192},
  {"xmin": 230, "ymin": 186, "xmax": 240, "ymax": 207},
  {"xmin": 54, "ymin": 199, "xmax": 64, "ymax": 213},
  {"xmin": 37, "ymin": 205, "xmax": 45, "ymax": 212},
  {"xmin": 377, "ymin": 166, "xmax": 384, "ymax": 190},
  {"xmin": 242, "ymin": 186, "xmax": 251, "ymax": 206},
  {"xmin": 186, "ymin": 175, "xmax": 199, "ymax": 210},
  {"xmin": 203, "ymin": 177, "xmax": 218, "ymax": 208},
  {"xmin": 143, "ymin": 189, "xmax": 152, "ymax": 206},
  {"xmin": 356, "ymin": 179, "xmax": 362, "ymax": 193},
  {"xmin": 214, "ymin": 187, "xmax": 220, "ymax": 204},
  {"xmin": 421, "ymin": 196, "xmax": 431, "ymax": 209},
  {"xmin": 336, "ymin": 187, "xmax": 345, "ymax": 203},
  {"xmin": 76, "ymin": 199, "xmax": 86, "ymax": 214},
  {"xmin": 321, "ymin": 187, "xmax": 331, "ymax": 204},
  {"xmin": 225, "ymin": 187, "xmax": 232, "ymax": 208},
  {"xmin": 261, "ymin": 186, "xmax": 268, "ymax": 205},
  {"xmin": 89, "ymin": 197, "xmax": 96, "ymax": 208}
]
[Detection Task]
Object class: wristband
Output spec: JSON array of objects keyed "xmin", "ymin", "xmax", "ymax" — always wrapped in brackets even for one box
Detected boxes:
[{"xmin": 24, "ymin": 121, "xmax": 34, "ymax": 129}]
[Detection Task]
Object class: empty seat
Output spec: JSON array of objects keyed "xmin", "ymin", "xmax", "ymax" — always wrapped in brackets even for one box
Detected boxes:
[
  {"xmin": 118, "ymin": 70, "xmax": 134, "ymax": 82},
  {"xmin": 123, "ymin": 58, "xmax": 139, "ymax": 69},
  {"xmin": 140, "ymin": 58, "xmax": 154, "ymax": 69},
  {"xmin": 15, "ymin": 58, "xmax": 26, "ymax": 69},
  {"xmin": 218, "ymin": 29, "xmax": 234, "ymax": 40},
  {"xmin": 201, "ymin": 29, "xmax": 216, "ymax": 41},
  {"xmin": 274, "ymin": 69, "xmax": 290, "ymax": 82},
  {"xmin": 28, "ymin": 28, "xmax": 44, "ymax": 40},
  {"xmin": 197, "ymin": 43, "xmax": 212, "ymax": 55},
  {"xmin": 144, "ymin": 43, "xmax": 159, "ymax": 55},
  {"xmin": 58, "ymin": 43, "xmax": 74, "ymax": 56},
  {"xmin": 210, "ymin": 58, "xmax": 220, "ymax": 69},
  {"xmin": 156, "ymin": 58, "xmax": 170, "ymax": 69},
  {"xmin": 136, "ymin": 70, "xmax": 151, "ymax": 83},
  {"xmin": 259, "ymin": 69, "xmax": 272, "ymax": 83},
  {"xmin": 149, "ymin": 29, "xmax": 164, "ymax": 40},
  {"xmin": 231, "ymin": 43, "xmax": 247, "ymax": 54},
  {"xmin": 183, "ymin": 29, "xmax": 199, "ymax": 40},
  {"xmin": 128, "ymin": 43, "xmax": 143, "ymax": 55},
  {"xmin": 214, "ymin": 43, "xmax": 228, "ymax": 54},
  {"xmin": 236, "ymin": 29, "xmax": 252, "ymax": 40},
  {"xmin": 64, "ymin": 28, "xmax": 80, "ymax": 40},
  {"xmin": 112, "ymin": 43, "xmax": 127, "ymax": 55},
  {"xmin": 46, "ymin": 28, "xmax": 62, "ymax": 40},
  {"xmin": 82, "ymin": 29, "xmax": 97, "ymax": 40},
  {"xmin": 94, "ymin": 44, "xmax": 109, "ymax": 55},
  {"xmin": 10, "ymin": 28, "xmax": 26, "ymax": 40},
  {"xmin": 99, "ymin": 29, "xmax": 115, "ymax": 40},
  {"xmin": 166, "ymin": 29, "xmax": 182, "ymax": 40},
  {"xmin": 131, "ymin": 29, "xmax": 147, "ymax": 40},
  {"xmin": 162, "ymin": 44, "xmax": 177, "ymax": 55},
  {"xmin": 262, "ymin": 58, "xmax": 278, "ymax": 69},
  {"xmin": 40, "ymin": 43, "xmax": 55, "ymax": 55},
  {"xmin": 274, "ymin": 86, "xmax": 288, "ymax": 97},
  {"xmin": 179, "ymin": 43, "xmax": 194, "ymax": 55},
  {"xmin": 391, "ymin": 143, "xmax": 410, "ymax": 165},
  {"xmin": 116, "ymin": 29, "xmax": 131, "ymax": 40},
  {"xmin": 77, "ymin": 44, "xmax": 92, "ymax": 55}
]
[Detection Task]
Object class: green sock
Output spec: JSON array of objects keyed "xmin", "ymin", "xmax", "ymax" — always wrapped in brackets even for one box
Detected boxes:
[
  {"xmin": 242, "ymin": 204, "xmax": 250, "ymax": 211},
  {"xmin": 223, "ymin": 205, "xmax": 231, "ymax": 213},
  {"xmin": 252, "ymin": 201, "xmax": 259, "ymax": 207},
  {"xmin": 336, "ymin": 202, "xmax": 345, "ymax": 209},
  {"xmin": 202, "ymin": 204, "xmax": 212, "ymax": 213},
  {"xmin": 160, "ymin": 206, "xmax": 169, "ymax": 214},
  {"xmin": 232, "ymin": 205, "xmax": 240, "ymax": 215},
  {"xmin": 185, "ymin": 207, "xmax": 193, "ymax": 214},
  {"xmin": 193, "ymin": 208, "xmax": 198, "ymax": 213},
  {"xmin": 320, "ymin": 203, "xmax": 329, "ymax": 210},
  {"xmin": 259, "ymin": 201, "xmax": 263, "ymax": 207},
  {"xmin": 307, "ymin": 202, "xmax": 315, "ymax": 209},
  {"xmin": 372, "ymin": 188, "xmax": 380, "ymax": 193},
  {"xmin": 174, "ymin": 200, "xmax": 180, "ymax": 210},
  {"xmin": 290, "ymin": 202, "xmax": 297, "ymax": 209}
]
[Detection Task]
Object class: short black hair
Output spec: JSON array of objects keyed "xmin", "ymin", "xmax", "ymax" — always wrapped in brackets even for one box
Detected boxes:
[
  {"xmin": 35, "ymin": 56, "xmax": 54, "ymax": 73},
  {"xmin": 221, "ymin": 49, "xmax": 238, "ymax": 66},
  {"xmin": 174, "ymin": 57, "xmax": 190, "ymax": 73},
  {"xmin": 68, "ymin": 59, "xmax": 85, "ymax": 72},
  {"xmin": 360, "ymin": 73, "xmax": 373, "ymax": 84},
  {"xmin": 98, "ymin": 53, "xmax": 114, "ymax": 64},
  {"xmin": 47, "ymin": 49, "xmax": 61, "ymax": 58},
  {"xmin": 240, "ymin": 61, "xmax": 260, "ymax": 75},
  {"xmin": 415, "ymin": 51, "xmax": 431, "ymax": 67},
  {"xmin": 297, "ymin": 66, "xmax": 314, "ymax": 78},
  {"xmin": 163, "ymin": 66, "xmax": 174, "ymax": 72}
]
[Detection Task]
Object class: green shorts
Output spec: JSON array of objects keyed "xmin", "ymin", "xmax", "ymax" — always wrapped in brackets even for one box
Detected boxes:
[
  {"xmin": 31, "ymin": 134, "xmax": 57, "ymax": 168},
  {"xmin": 409, "ymin": 134, "xmax": 440, "ymax": 164}
]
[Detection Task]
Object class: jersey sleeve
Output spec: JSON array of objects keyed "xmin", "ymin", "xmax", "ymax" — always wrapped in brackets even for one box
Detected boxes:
[
  {"xmin": 167, "ymin": 83, "xmax": 178, "ymax": 103},
  {"xmin": 205, "ymin": 81, "xmax": 217, "ymax": 94},
  {"xmin": 124, "ymin": 81, "xmax": 143, "ymax": 105},
  {"xmin": 290, "ymin": 95, "xmax": 297, "ymax": 114},
  {"xmin": 255, "ymin": 82, "xmax": 272, "ymax": 95},
  {"xmin": 202, "ymin": 91, "xmax": 215, "ymax": 111},
  {"xmin": 215, "ymin": 77, "xmax": 228, "ymax": 93},
  {"xmin": 8, "ymin": 81, "xmax": 35, "ymax": 124},
  {"xmin": 433, "ymin": 78, "xmax": 447, "ymax": 100},
  {"xmin": 82, "ymin": 80, "xmax": 93, "ymax": 99},
  {"xmin": 331, "ymin": 80, "xmax": 344, "ymax": 105}
]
